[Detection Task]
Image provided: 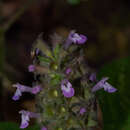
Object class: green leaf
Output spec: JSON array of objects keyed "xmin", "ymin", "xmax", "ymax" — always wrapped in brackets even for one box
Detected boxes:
[
  {"xmin": 38, "ymin": 56, "xmax": 51, "ymax": 67},
  {"xmin": 0, "ymin": 122, "xmax": 40, "ymax": 130},
  {"xmin": 87, "ymin": 119, "xmax": 97, "ymax": 127},
  {"xmin": 38, "ymin": 56, "xmax": 51, "ymax": 63},
  {"xmin": 97, "ymin": 57, "xmax": 130, "ymax": 130},
  {"xmin": 53, "ymin": 44, "xmax": 60, "ymax": 60}
]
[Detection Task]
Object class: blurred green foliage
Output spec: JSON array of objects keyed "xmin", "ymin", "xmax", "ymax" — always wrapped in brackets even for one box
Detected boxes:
[
  {"xmin": 97, "ymin": 57, "xmax": 130, "ymax": 130},
  {"xmin": 0, "ymin": 122, "xmax": 40, "ymax": 130}
]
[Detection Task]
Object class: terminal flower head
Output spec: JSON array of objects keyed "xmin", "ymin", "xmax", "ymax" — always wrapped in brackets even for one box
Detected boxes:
[
  {"xmin": 92, "ymin": 77, "xmax": 117, "ymax": 93},
  {"xmin": 69, "ymin": 31, "xmax": 87, "ymax": 44},
  {"xmin": 61, "ymin": 79, "xmax": 74, "ymax": 98},
  {"xmin": 64, "ymin": 30, "xmax": 87, "ymax": 49}
]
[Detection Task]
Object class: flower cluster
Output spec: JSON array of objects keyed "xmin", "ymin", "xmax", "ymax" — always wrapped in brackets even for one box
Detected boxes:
[{"xmin": 11, "ymin": 31, "xmax": 117, "ymax": 130}]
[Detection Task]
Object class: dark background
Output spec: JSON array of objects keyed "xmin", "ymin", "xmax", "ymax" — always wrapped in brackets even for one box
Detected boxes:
[{"xmin": 0, "ymin": 0, "xmax": 130, "ymax": 127}]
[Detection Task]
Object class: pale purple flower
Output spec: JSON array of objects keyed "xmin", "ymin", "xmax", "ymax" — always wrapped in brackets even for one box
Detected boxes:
[
  {"xmin": 28, "ymin": 64, "xmax": 36, "ymax": 72},
  {"xmin": 65, "ymin": 68, "xmax": 72, "ymax": 75},
  {"xmin": 31, "ymin": 85, "xmax": 42, "ymax": 94},
  {"xmin": 92, "ymin": 77, "xmax": 117, "ymax": 93},
  {"xmin": 64, "ymin": 31, "xmax": 87, "ymax": 49},
  {"xmin": 19, "ymin": 110, "xmax": 40, "ymax": 129},
  {"xmin": 12, "ymin": 83, "xmax": 42, "ymax": 101},
  {"xmin": 79, "ymin": 107, "xmax": 86, "ymax": 115},
  {"xmin": 89, "ymin": 73, "xmax": 97, "ymax": 82},
  {"xmin": 41, "ymin": 126, "xmax": 48, "ymax": 130},
  {"xmin": 61, "ymin": 79, "xmax": 74, "ymax": 98}
]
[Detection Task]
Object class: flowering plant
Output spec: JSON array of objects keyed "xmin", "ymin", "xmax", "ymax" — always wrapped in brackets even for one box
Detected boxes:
[{"xmin": 12, "ymin": 31, "xmax": 117, "ymax": 130}]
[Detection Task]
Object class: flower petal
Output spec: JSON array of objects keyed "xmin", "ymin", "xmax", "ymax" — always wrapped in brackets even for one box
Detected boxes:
[
  {"xmin": 91, "ymin": 77, "xmax": 108, "ymax": 92},
  {"xmin": 62, "ymin": 87, "xmax": 74, "ymax": 98},
  {"xmin": 12, "ymin": 87, "xmax": 22, "ymax": 101},
  {"xmin": 79, "ymin": 107, "xmax": 86, "ymax": 115},
  {"xmin": 28, "ymin": 65, "xmax": 36, "ymax": 72},
  {"xmin": 31, "ymin": 85, "xmax": 42, "ymax": 94},
  {"xmin": 103, "ymin": 82, "xmax": 117, "ymax": 93}
]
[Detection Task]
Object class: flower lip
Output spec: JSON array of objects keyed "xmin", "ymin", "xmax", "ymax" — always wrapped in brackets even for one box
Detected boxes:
[
  {"xmin": 79, "ymin": 107, "xmax": 86, "ymax": 115},
  {"xmin": 65, "ymin": 68, "xmax": 72, "ymax": 75},
  {"xmin": 31, "ymin": 85, "xmax": 42, "ymax": 94},
  {"xmin": 64, "ymin": 30, "xmax": 87, "ymax": 49},
  {"xmin": 103, "ymin": 82, "xmax": 117, "ymax": 93},
  {"xmin": 61, "ymin": 79, "xmax": 74, "ymax": 98},
  {"xmin": 28, "ymin": 64, "xmax": 36, "ymax": 72},
  {"xmin": 69, "ymin": 31, "xmax": 87, "ymax": 44},
  {"xmin": 19, "ymin": 110, "xmax": 40, "ymax": 129}
]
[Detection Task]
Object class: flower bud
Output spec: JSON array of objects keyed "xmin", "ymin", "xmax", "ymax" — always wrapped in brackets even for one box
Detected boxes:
[
  {"xmin": 53, "ymin": 90, "xmax": 58, "ymax": 97},
  {"xmin": 61, "ymin": 107, "xmax": 66, "ymax": 113},
  {"xmin": 57, "ymin": 128, "xmax": 62, "ymax": 130}
]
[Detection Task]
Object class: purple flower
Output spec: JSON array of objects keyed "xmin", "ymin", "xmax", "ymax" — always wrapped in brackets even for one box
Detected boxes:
[
  {"xmin": 92, "ymin": 77, "xmax": 117, "ymax": 93},
  {"xmin": 28, "ymin": 65, "xmax": 36, "ymax": 72},
  {"xmin": 79, "ymin": 107, "xmax": 86, "ymax": 115},
  {"xmin": 31, "ymin": 85, "xmax": 42, "ymax": 94},
  {"xmin": 61, "ymin": 79, "xmax": 74, "ymax": 98},
  {"xmin": 89, "ymin": 73, "xmax": 97, "ymax": 82},
  {"xmin": 12, "ymin": 83, "xmax": 42, "ymax": 101},
  {"xmin": 64, "ymin": 31, "xmax": 87, "ymax": 49},
  {"xmin": 65, "ymin": 68, "xmax": 72, "ymax": 75},
  {"xmin": 19, "ymin": 110, "xmax": 40, "ymax": 129},
  {"xmin": 41, "ymin": 126, "xmax": 48, "ymax": 130}
]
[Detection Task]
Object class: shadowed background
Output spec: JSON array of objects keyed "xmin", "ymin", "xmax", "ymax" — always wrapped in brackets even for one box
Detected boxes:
[{"xmin": 0, "ymin": 0, "xmax": 130, "ymax": 129}]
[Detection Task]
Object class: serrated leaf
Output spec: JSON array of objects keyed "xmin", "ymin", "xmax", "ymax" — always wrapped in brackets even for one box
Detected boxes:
[{"xmin": 97, "ymin": 57, "xmax": 130, "ymax": 130}]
